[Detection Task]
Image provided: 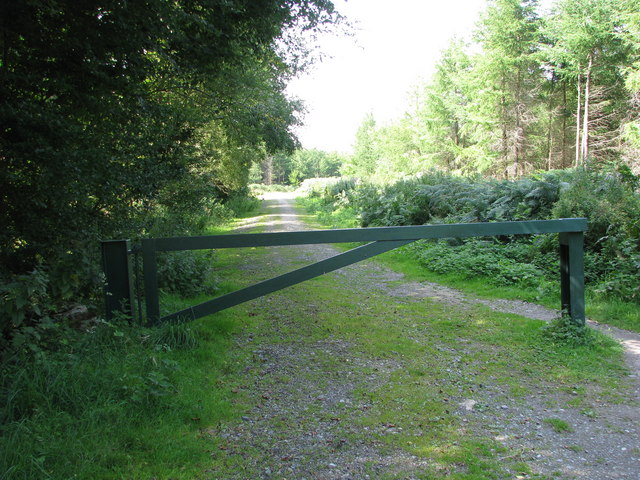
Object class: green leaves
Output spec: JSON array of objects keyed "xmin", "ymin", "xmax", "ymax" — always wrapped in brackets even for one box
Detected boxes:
[
  {"xmin": 0, "ymin": 269, "xmax": 51, "ymax": 331},
  {"xmin": 309, "ymin": 167, "xmax": 640, "ymax": 305},
  {"xmin": 0, "ymin": 0, "xmax": 342, "ymax": 321}
]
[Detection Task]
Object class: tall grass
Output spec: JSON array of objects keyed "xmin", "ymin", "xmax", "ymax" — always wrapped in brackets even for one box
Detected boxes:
[
  {"xmin": 0, "ymin": 195, "xmax": 263, "ymax": 479},
  {"xmin": 0, "ymin": 307, "xmax": 247, "ymax": 479}
]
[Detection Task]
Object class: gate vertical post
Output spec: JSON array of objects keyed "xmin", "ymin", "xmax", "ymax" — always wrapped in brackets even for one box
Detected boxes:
[
  {"xmin": 101, "ymin": 240, "xmax": 134, "ymax": 321},
  {"xmin": 142, "ymin": 239, "xmax": 160, "ymax": 324},
  {"xmin": 559, "ymin": 232, "xmax": 585, "ymax": 326}
]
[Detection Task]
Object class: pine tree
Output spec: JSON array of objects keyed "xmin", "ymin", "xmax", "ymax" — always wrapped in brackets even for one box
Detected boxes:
[{"xmin": 470, "ymin": 0, "xmax": 542, "ymax": 177}]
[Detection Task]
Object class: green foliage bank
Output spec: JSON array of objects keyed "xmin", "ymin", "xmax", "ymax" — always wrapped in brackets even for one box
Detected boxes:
[{"xmin": 303, "ymin": 168, "xmax": 640, "ymax": 331}]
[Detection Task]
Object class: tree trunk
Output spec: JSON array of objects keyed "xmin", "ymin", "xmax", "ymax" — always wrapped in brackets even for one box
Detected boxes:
[
  {"xmin": 547, "ymin": 109, "xmax": 553, "ymax": 171},
  {"xmin": 515, "ymin": 70, "xmax": 522, "ymax": 176},
  {"xmin": 547, "ymin": 81, "xmax": 554, "ymax": 170},
  {"xmin": 501, "ymin": 76, "xmax": 509, "ymax": 176},
  {"xmin": 262, "ymin": 156, "xmax": 273, "ymax": 185},
  {"xmin": 575, "ymin": 66, "xmax": 582, "ymax": 167},
  {"xmin": 452, "ymin": 120, "xmax": 460, "ymax": 171},
  {"xmin": 581, "ymin": 52, "xmax": 593, "ymax": 165},
  {"xmin": 561, "ymin": 80, "xmax": 567, "ymax": 168}
]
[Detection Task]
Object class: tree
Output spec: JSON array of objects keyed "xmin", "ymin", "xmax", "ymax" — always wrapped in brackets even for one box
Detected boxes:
[
  {"xmin": 414, "ymin": 39, "xmax": 474, "ymax": 173},
  {"xmin": 470, "ymin": 0, "xmax": 543, "ymax": 176},
  {"xmin": 545, "ymin": 0, "xmax": 629, "ymax": 167},
  {"xmin": 289, "ymin": 149, "xmax": 343, "ymax": 184},
  {"xmin": 618, "ymin": 0, "xmax": 640, "ymax": 169},
  {"xmin": 0, "ymin": 0, "xmax": 341, "ymax": 292},
  {"xmin": 341, "ymin": 113, "xmax": 380, "ymax": 178}
]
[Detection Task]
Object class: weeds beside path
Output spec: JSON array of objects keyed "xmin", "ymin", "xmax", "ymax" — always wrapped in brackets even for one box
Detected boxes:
[{"xmin": 206, "ymin": 192, "xmax": 639, "ymax": 479}]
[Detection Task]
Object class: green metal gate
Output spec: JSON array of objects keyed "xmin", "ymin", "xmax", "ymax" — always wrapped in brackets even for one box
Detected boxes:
[{"xmin": 102, "ymin": 218, "xmax": 587, "ymax": 325}]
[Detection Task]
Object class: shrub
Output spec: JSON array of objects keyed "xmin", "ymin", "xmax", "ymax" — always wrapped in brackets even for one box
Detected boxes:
[
  {"xmin": 156, "ymin": 250, "xmax": 217, "ymax": 299},
  {"xmin": 0, "ymin": 268, "xmax": 65, "ymax": 358},
  {"xmin": 542, "ymin": 316, "xmax": 594, "ymax": 346},
  {"xmin": 552, "ymin": 168, "xmax": 640, "ymax": 249},
  {"xmin": 305, "ymin": 168, "xmax": 640, "ymax": 303},
  {"xmin": 224, "ymin": 193, "xmax": 261, "ymax": 217},
  {"xmin": 297, "ymin": 177, "xmax": 342, "ymax": 197},
  {"xmin": 141, "ymin": 191, "xmax": 261, "ymax": 301},
  {"xmin": 413, "ymin": 239, "xmax": 545, "ymax": 288}
]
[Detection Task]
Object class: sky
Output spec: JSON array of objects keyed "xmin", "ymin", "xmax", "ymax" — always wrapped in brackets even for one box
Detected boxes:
[
  {"xmin": 286, "ymin": 0, "xmax": 553, "ymax": 154},
  {"xmin": 285, "ymin": 0, "xmax": 487, "ymax": 153}
]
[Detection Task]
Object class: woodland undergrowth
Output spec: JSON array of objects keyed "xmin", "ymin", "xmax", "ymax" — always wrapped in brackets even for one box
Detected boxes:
[{"xmin": 301, "ymin": 168, "xmax": 640, "ymax": 332}]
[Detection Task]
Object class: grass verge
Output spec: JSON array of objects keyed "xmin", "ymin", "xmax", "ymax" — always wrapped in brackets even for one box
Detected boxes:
[
  {"xmin": 0, "ymin": 203, "xmax": 270, "ymax": 480},
  {"xmin": 298, "ymin": 196, "xmax": 640, "ymax": 333}
]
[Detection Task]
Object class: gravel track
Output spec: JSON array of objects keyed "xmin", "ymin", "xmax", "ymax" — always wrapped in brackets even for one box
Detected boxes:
[{"xmin": 210, "ymin": 192, "xmax": 640, "ymax": 480}]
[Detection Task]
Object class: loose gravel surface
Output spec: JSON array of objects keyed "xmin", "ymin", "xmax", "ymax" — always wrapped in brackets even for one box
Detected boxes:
[{"xmin": 210, "ymin": 192, "xmax": 640, "ymax": 480}]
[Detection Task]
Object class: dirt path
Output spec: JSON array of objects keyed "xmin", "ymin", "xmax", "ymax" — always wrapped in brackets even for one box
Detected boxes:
[
  {"xmin": 254, "ymin": 193, "xmax": 640, "ymax": 395},
  {"xmin": 212, "ymin": 192, "xmax": 640, "ymax": 479}
]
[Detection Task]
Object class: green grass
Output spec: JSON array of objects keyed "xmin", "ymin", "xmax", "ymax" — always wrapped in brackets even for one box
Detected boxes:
[
  {"xmin": 2, "ymin": 195, "xmax": 630, "ymax": 479},
  {"xmin": 0, "ymin": 315, "xmax": 246, "ymax": 479},
  {"xmin": 298, "ymin": 195, "xmax": 640, "ymax": 333},
  {"xmin": 543, "ymin": 418, "xmax": 573, "ymax": 433},
  {"xmin": 199, "ymin": 238, "xmax": 626, "ymax": 478}
]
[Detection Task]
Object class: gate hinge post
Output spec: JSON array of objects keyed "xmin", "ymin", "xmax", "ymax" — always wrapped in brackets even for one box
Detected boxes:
[
  {"xmin": 101, "ymin": 239, "xmax": 135, "ymax": 321},
  {"xmin": 142, "ymin": 238, "xmax": 160, "ymax": 325}
]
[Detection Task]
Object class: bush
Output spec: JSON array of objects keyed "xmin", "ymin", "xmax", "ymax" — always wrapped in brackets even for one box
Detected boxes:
[
  {"xmin": 304, "ymin": 168, "xmax": 640, "ymax": 303},
  {"xmin": 0, "ymin": 268, "xmax": 65, "ymax": 359},
  {"xmin": 413, "ymin": 239, "xmax": 545, "ymax": 288},
  {"xmin": 552, "ymin": 168, "xmax": 640, "ymax": 250},
  {"xmin": 224, "ymin": 192, "xmax": 261, "ymax": 217},
  {"xmin": 142, "ymin": 191, "xmax": 260, "ymax": 300},
  {"xmin": 297, "ymin": 177, "xmax": 342, "ymax": 197},
  {"xmin": 543, "ymin": 316, "xmax": 594, "ymax": 346},
  {"xmin": 347, "ymin": 170, "xmax": 567, "ymax": 227},
  {"xmin": 156, "ymin": 250, "xmax": 218, "ymax": 299}
]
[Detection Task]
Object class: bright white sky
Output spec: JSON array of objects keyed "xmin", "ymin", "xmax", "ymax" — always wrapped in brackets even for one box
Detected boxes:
[
  {"xmin": 286, "ymin": 0, "xmax": 486, "ymax": 153},
  {"xmin": 286, "ymin": 0, "xmax": 554, "ymax": 154}
]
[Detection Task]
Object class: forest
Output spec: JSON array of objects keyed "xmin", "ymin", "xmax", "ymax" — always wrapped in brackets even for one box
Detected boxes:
[
  {"xmin": 341, "ymin": 0, "xmax": 640, "ymax": 180},
  {"xmin": 258, "ymin": 0, "xmax": 640, "ymax": 184},
  {"xmin": 1, "ymin": 0, "xmax": 639, "ymax": 477},
  {"xmin": 0, "ymin": 0, "xmax": 342, "ymax": 347}
]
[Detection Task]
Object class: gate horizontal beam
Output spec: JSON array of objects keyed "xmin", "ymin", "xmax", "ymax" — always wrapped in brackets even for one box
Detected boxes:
[
  {"xmin": 151, "ymin": 218, "xmax": 587, "ymax": 252},
  {"xmin": 161, "ymin": 239, "xmax": 414, "ymax": 323}
]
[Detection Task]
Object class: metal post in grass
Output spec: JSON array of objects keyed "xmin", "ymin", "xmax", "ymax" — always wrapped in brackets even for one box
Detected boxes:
[
  {"xmin": 559, "ymin": 232, "xmax": 586, "ymax": 326},
  {"xmin": 101, "ymin": 240, "xmax": 135, "ymax": 321},
  {"xmin": 142, "ymin": 238, "xmax": 160, "ymax": 325}
]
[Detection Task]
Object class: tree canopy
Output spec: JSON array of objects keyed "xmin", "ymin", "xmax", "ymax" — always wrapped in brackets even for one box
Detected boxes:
[
  {"xmin": 0, "ymin": 0, "xmax": 341, "ymax": 285},
  {"xmin": 345, "ymin": 0, "xmax": 640, "ymax": 182}
]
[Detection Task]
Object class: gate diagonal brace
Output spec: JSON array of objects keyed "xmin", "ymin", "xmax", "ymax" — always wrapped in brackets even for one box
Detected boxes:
[
  {"xmin": 162, "ymin": 239, "xmax": 414, "ymax": 323},
  {"xmin": 103, "ymin": 218, "xmax": 587, "ymax": 325}
]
